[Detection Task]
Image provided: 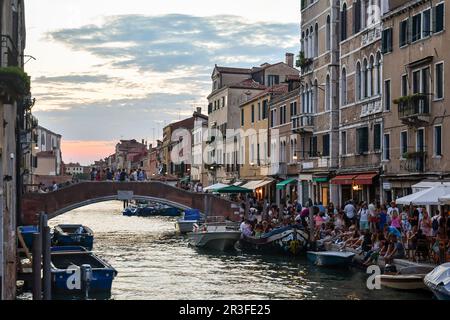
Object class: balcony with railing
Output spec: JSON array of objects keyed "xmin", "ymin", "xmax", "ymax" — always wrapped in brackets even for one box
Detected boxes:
[
  {"xmin": 399, "ymin": 150, "xmax": 427, "ymax": 173},
  {"xmin": 395, "ymin": 94, "xmax": 430, "ymax": 126},
  {"xmin": 292, "ymin": 114, "xmax": 314, "ymax": 134}
]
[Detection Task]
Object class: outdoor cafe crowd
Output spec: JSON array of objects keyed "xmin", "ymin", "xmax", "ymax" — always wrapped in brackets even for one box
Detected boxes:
[{"xmin": 238, "ymin": 197, "xmax": 450, "ymax": 266}]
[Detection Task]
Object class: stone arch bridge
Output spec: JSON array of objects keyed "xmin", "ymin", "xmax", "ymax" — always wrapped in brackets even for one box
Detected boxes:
[{"xmin": 21, "ymin": 182, "xmax": 239, "ymax": 225}]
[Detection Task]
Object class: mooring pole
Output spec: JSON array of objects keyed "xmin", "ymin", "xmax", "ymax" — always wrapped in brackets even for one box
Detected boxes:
[
  {"xmin": 42, "ymin": 225, "xmax": 52, "ymax": 300},
  {"xmin": 32, "ymin": 232, "xmax": 42, "ymax": 300}
]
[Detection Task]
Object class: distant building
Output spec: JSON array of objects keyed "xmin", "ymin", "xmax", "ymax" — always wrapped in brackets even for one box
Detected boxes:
[
  {"xmin": 115, "ymin": 139, "xmax": 148, "ymax": 171},
  {"xmin": 65, "ymin": 163, "xmax": 85, "ymax": 176},
  {"xmin": 206, "ymin": 54, "xmax": 299, "ymax": 185},
  {"xmin": 161, "ymin": 109, "xmax": 208, "ymax": 178}
]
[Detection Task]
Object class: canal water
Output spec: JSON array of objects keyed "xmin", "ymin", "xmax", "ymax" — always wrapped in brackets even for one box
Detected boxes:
[{"xmin": 47, "ymin": 201, "xmax": 432, "ymax": 300}]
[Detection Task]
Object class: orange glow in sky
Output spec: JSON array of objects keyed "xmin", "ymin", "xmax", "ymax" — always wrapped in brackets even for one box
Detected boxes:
[{"xmin": 61, "ymin": 140, "xmax": 116, "ymax": 165}]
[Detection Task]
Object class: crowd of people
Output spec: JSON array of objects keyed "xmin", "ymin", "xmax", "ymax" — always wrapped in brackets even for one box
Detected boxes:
[
  {"xmin": 89, "ymin": 167, "xmax": 148, "ymax": 182},
  {"xmin": 237, "ymin": 196, "xmax": 450, "ymax": 266}
]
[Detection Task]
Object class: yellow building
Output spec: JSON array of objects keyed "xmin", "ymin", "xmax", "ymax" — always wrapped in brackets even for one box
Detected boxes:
[{"xmin": 238, "ymin": 85, "xmax": 288, "ymax": 201}]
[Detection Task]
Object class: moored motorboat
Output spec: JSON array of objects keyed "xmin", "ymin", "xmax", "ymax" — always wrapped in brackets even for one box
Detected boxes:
[
  {"xmin": 239, "ymin": 225, "xmax": 309, "ymax": 256},
  {"xmin": 52, "ymin": 224, "xmax": 94, "ymax": 251},
  {"xmin": 188, "ymin": 223, "xmax": 241, "ymax": 251},
  {"xmin": 307, "ymin": 251, "xmax": 355, "ymax": 267},
  {"xmin": 176, "ymin": 209, "xmax": 203, "ymax": 234},
  {"xmin": 424, "ymin": 263, "xmax": 450, "ymax": 300},
  {"xmin": 50, "ymin": 248, "xmax": 117, "ymax": 295},
  {"xmin": 376, "ymin": 274, "xmax": 427, "ymax": 290}
]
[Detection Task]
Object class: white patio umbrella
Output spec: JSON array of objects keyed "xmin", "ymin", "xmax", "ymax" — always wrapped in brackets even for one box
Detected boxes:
[
  {"xmin": 396, "ymin": 185, "xmax": 450, "ymax": 206},
  {"xmin": 203, "ymin": 183, "xmax": 229, "ymax": 192},
  {"xmin": 438, "ymin": 194, "xmax": 450, "ymax": 205}
]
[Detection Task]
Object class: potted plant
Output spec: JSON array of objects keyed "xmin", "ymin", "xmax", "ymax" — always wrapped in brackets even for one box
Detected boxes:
[{"xmin": 0, "ymin": 66, "xmax": 31, "ymax": 97}]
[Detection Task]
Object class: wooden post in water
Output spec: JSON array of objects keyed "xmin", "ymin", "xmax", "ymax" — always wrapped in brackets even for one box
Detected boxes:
[
  {"xmin": 42, "ymin": 226, "xmax": 52, "ymax": 300},
  {"xmin": 32, "ymin": 232, "xmax": 42, "ymax": 300}
]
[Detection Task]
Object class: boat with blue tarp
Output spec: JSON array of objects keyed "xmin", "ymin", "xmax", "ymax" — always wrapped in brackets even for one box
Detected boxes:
[
  {"xmin": 176, "ymin": 209, "xmax": 203, "ymax": 234},
  {"xmin": 52, "ymin": 224, "xmax": 94, "ymax": 251},
  {"xmin": 18, "ymin": 225, "xmax": 39, "ymax": 249}
]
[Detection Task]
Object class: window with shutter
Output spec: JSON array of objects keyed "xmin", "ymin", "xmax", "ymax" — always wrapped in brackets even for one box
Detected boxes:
[
  {"xmin": 412, "ymin": 14, "xmax": 422, "ymax": 42},
  {"xmin": 384, "ymin": 80, "xmax": 391, "ymax": 111},
  {"xmin": 354, "ymin": 1, "xmax": 361, "ymax": 34},
  {"xmin": 374, "ymin": 124, "xmax": 381, "ymax": 151},
  {"xmin": 357, "ymin": 127, "xmax": 369, "ymax": 154},
  {"xmin": 322, "ymin": 134, "xmax": 330, "ymax": 157},
  {"xmin": 423, "ymin": 9, "xmax": 431, "ymax": 37},
  {"xmin": 382, "ymin": 28, "xmax": 392, "ymax": 53},
  {"xmin": 383, "ymin": 134, "xmax": 390, "ymax": 160},
  {"xmin": 400, "ymin": 19, "xmax": 409, "ymax": 47},
  {"xmin": 434, "ymin": 3, "xmax": 444, "ymax": 33}
]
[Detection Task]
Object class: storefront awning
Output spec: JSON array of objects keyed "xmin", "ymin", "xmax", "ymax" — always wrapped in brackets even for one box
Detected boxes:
[
  {"xmin": 276, "ymin": 178, "xmax": 297, "ymax": 190},
  {"xmin": 353, "ymin": 173, "xmax": 378, "ymax": 185},
  {"xmin": 330, "ymin": 175, "xmax": 357, "ymax": 185},
  {"xmin": 241, "ymin": 179, "xmax": 274, "ymax": 190},
  {"xmin": 216, "ymin": 185, "xmax": 253, "ymax": 194}
]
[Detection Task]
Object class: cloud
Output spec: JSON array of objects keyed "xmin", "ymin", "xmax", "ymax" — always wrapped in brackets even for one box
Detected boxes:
[
  {"xmin": 47, "ymin": 14, "xmax": 299, "ymax": 72},
  {"xmin": 33, "ymin": 13, "xmax": 299, "ymax": 163},
  {"xmin": 34, "ymin": 74, "xmax": 114, "ymax": 84},
  {"xmin": 33, "ymin": 93, "xmax": 201, "ymax": 141}
]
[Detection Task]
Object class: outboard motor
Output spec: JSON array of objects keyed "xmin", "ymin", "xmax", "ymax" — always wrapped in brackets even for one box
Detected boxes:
[{"xmin": 81, "ymin": 264, "xmax": 93, "ymax": 299}]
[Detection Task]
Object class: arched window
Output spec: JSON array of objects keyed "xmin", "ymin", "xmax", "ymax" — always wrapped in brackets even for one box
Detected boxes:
[
  {"xmin": 376, "ymin": 52, "xmax": 382, "ymax": 95},
  {"xmin": 301, "ymin": 86, "xmax": 306, "ymax": 113},
  {"xmin": 309, "ymin": 26, "xmax": 314, "ymax": 58},
  {"xmin": 314, "ymin": 79, "xmax": 318, "ymax": 113},
  {"xmin": 310, "ymin": 81, "xmax": 315, "ymax": 114},
  {"xmin": 325, "ymin": 74, "xmax": 331, "ymax": 111},
  {"xmin": 356, "ymin": 62, "xmax": 361, "ymax": 101},
  {"xmin": 314, "ymin": 23, "xmax": 319, "ymax": 57},
  {"xmin": 305, "ymin": 29, "xmax": 309, "ymax": 58},
  {"xmin": 305, "ymin": 84, "xmax": 310, "ymax": 113},
  {"xmin": 341, "ymin": 3, "xmax": 347, "ymax": 41},
  {"xmin": 326, "ymin": 15, "xmax": 331, "ymax": 51},
  {"xmin": 354, "ymin": 0, "xmax": 361, "ymax": 33},
  {"xmin": 341, "ymin": 67, "xmax": 347, "ymax": 105},
  {"xmin": 369, "ymin": 55, "xmax": 374, "ymax": 97},
  {"xmin": 301, "ymin": 31, "xmax": 305, "ymax": 54},
  {"xmin": 363, "ymin": 58, "xmax": 368, "ymax": 98}
]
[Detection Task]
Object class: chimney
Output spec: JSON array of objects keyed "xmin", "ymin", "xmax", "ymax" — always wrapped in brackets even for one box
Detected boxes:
[
  {"xmin": 196, "ymin": 107, "xmax": 202, "ymax": 114},
  {"xmin": 285, "ymin": 53, "xmax": 294, "ymax": 68}
]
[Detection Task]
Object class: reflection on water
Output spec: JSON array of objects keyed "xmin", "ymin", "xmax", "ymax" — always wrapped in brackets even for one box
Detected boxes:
[{"xmin": 46, "ymin": 201, "xmax": 432, "ymax": 300}]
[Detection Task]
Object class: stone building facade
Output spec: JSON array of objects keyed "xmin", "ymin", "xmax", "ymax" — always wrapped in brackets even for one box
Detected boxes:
[{"xmin": 381, "ymin": 0, "xmax": 450, "ymax": 200}]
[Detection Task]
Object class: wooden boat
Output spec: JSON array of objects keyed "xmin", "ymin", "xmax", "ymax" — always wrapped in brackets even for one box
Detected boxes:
[
  {"xmin": 53, "ymin": 224, "xmax": 94, "ymax": 251},
  {"xmin": 188, "ymin": 223, "xmax": 241, "ymax": 251},
  {"xmin": 238, "ymin": 225, "xmax": 309, "ymax": 256},
  {"xmin": 376, "ymin": 274, "xmax": 427, "ymax": 290},
  {"xmin": 51, "ymin": 248, "xmax": 117, "ymax": 295},
  {"xmin": 307, "ymin": 251, "xmax": 355, "ymax": 267},
  {"xmin": 424, "ymin": 263, "xmax": 450, "ymax": 300}
]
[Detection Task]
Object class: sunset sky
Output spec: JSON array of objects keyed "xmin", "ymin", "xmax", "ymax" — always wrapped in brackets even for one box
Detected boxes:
[{"xmin": 25, "ymin": 0, "xmax": 300, "ymax": 165}]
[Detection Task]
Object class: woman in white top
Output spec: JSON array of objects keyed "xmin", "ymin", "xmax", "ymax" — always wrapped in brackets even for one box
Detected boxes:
[{"xmin": 359, "ymin": 203, "xmax": 369, "ymax": 231}]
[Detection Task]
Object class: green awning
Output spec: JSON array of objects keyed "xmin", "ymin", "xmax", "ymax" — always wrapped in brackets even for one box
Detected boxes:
[
  {"xmin": 179, "ymin": 177, "xmax": 190, "ymax": 183},
  {"xmin": 313, "ymin": 177, "xmax": 329, "ymax": 183},
  {"xmin": 276, "ymin": 178, "xmax": 297, "ymax": 190},
  {"xmin": 216, "ymin": 186, "xmax": 253, "ymax": 194}
]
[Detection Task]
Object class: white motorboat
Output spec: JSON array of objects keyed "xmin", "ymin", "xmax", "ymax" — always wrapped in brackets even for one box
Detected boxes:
[
  {"xmin": 376, "ymin": 274, "xmax": 428, "ymax": 290},
  {"xmin": 175, "ymin": 209, "xmax": 203, "ymax": 234},
  {"xmin": 424, "ymin": 263, "xmax": 450, "ymax": 300},
  {"xmin": 187, "ymin": 223, "xmax": 241, "ymax": 251},
  {"xmin": 307, "ymin": 251, "xmax": 355, "ymax": 267}
]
